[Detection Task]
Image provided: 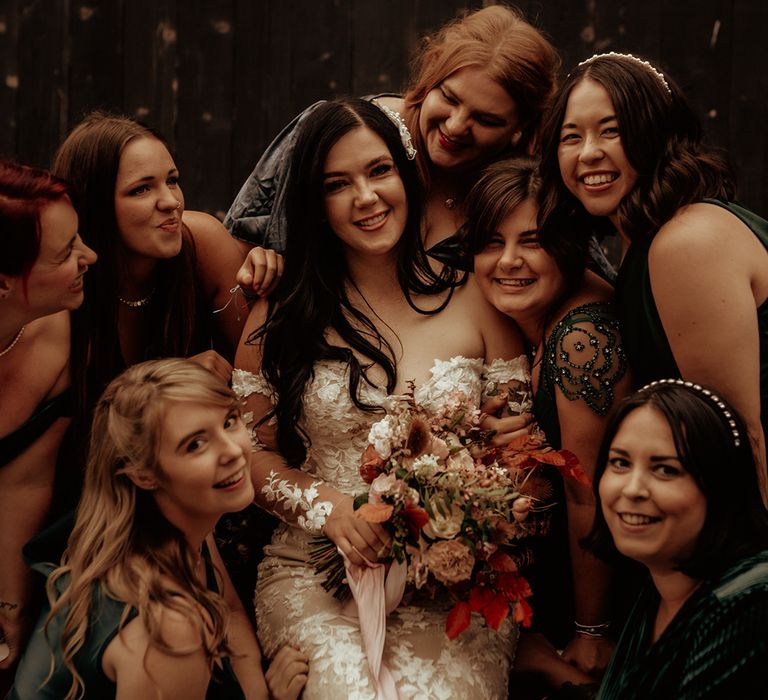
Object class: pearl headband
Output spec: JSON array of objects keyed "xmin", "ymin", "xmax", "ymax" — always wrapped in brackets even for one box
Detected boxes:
[
  {"xmin": 371, "ymin": 99, "xmax": 417, "ymax": 160},
  {"xmin": 640, "ymin": 379, "xmax": 741, "ymax": 447},
  {"xmin": 578, "ymin": 51, "xmax": 671, "ymax": 95}
]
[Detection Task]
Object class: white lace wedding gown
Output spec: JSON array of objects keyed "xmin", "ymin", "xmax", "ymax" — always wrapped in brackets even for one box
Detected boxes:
[{"xmin": 233, "ymin": 355, "xmax": 529, "ymax": 699}]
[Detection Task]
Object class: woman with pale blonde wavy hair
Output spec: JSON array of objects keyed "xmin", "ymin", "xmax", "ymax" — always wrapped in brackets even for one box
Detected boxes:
[{"xmin": 7, "ymin": 359, "xmax": 305, "ymax": 700}]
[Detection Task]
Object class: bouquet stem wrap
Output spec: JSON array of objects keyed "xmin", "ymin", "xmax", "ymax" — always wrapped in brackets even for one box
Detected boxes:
[{"xmin": 341, "ymin": 553, "xmax": 407, "ymax": 700}]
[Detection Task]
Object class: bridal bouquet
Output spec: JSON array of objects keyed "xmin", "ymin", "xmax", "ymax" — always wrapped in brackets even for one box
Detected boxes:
[{"xmin": 311, "ymin": 383, "xmax": 588, "ymax": 639}]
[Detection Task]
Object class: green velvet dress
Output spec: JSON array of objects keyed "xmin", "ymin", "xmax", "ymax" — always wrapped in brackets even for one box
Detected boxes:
[
  {"xmin": 614, "ymin": 199, "xmax": 768, "ymax": 440},
  {"xmin": 598, "ymin": 549, "xmax": 768, "ymax": 699}
]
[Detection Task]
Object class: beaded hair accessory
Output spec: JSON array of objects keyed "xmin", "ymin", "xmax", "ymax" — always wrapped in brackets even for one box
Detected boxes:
[
  {"xmin": 577, "ymin": 51, "xmax": 672, "ymax": 95},
  {"xmin": 640, "ymin": 379, "xmax": 741, "ymax": 447},
  {"xmin": 371, "ymin": 99, "xmax": 417, "ymax": 160}
]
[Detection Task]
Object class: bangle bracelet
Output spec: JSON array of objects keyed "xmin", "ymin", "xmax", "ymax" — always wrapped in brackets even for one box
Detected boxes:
[{"xmin": 574, "ymin": 620, "xmax": 611, "ymax": 638}]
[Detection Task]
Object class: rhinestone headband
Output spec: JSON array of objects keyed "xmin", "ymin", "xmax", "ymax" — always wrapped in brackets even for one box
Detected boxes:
[
  {"xmin": 371, "ymin": 99, "xmax": 417, "ymax": 160},
  {"xmin": 640, "ymin": 379, "xmax": 741, "ymax": 447},
  {"xmin": 578, "ymin": 52, "xmax": 671, "ymax": 95}
]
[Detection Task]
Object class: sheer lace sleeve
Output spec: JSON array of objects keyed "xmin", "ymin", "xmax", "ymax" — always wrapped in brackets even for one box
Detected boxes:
[
  {"xmin": 484, "ymin": 355, "xmax": 533, "ymax": 415},
  {"xmin": 231, "ymin": 368, "xmax": 340, "ymax": 535},
  {"xmin": 544, "ymin": 303, "xmax": 627, "ymax": 416}
]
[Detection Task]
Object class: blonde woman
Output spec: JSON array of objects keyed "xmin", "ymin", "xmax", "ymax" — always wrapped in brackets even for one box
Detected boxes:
[{"xmin": 7, "ymin": 360, "xmax": 293, "ymax": 700}]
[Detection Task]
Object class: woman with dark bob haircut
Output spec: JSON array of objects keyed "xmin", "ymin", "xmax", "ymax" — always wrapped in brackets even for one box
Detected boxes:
[
  {"xmin": 538, "ymin": 53, "xmax": 768, "ymax": 505},
  {"xmin": 468, "ymin": 157, "xmax": 631, "ymax": 679},
  {"xmin": 234, "ymin": 97, "xmax": 529, "ymax": 697},
  {"xmin": 587, "ymin": 380, "xmax": 768, "ymax": 699}
]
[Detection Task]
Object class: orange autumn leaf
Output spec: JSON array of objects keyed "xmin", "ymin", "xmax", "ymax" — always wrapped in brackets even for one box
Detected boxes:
[
  {"xmin": 356, "ymin": 502, "xmax": 393, "ymax": 523},
  {"xmin": 446, "ymin": 601, "xmax": 472, "ymax": 640},
  {"xmin": 360, "ymin": 444, "xmax": 386, "ymax": 484},
  {"xmin": 482, "ymin": 592, "xmax": 510, "ymax": 630},
  {"xmin": 513, "ymin": 598, "xmax": 534, "ymax": 628}
]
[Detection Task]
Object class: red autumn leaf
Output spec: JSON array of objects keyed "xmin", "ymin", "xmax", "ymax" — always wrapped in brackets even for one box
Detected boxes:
[
  {"xmin": 532, "ymin": 449, "xmax": 566, "ymax": 467},
  {"xmin": 360, "ymin": 444, "xmax": 385, "ymax": 484},
  {"xmin": 513, "ymin": 598, "xmax": 534, "ymax": 628},
  {"xmin": 560, "ymin": 450, "xmax": 592, "ymax": 486},
  {"xmin": 482, "ymin": 592, "xmax": 510, "ymax": 630},
  {"xmin": 402, "ymin": 504, "xmax": 429, "ymax": 538},
  {"xmin": 445, "ymin": 601, "xmax": 472, "ymax": 640},
  {"xmin": 356, "ymin": 502, "xmax": 393, "ymax": 523},
  {"xmin": 488, "ymin": 551, "xmax": 518, "ymax": 573},
  {"xmin": 497, "ymin": 572, "xmax": 533, "ymax": 600},
  {"xmin": 469, "ymin": 586, "xmax": 495, "ymax": 612}
]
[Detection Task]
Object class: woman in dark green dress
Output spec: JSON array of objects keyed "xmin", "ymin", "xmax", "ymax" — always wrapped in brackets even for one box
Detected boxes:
[
  {"xmin": 588, "ymin": 379, "xmax": 768, "ymax": 699},
  {"xmin": 7, "ymin": 359, "xmax": 295, "ymax": 700},
  {"xmin": 468, "ymin": 157, "xmax": 631, "ymax": 684},
  {"xmin": 538, "ymin": 52, "xmax": 768, "ymax": 505}
]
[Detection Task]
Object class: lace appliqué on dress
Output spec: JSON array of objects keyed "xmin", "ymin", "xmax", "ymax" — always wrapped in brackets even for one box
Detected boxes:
[
  {"xmin": 261, "ymin": 470, "xmax": 333, "ymax": 534},
  {"xmin": 545, "ymin": 302, "xmax": 627, "ymax": 415},
  {"xmin": 483, "ymin": 355, "xmax": 533, "ymax": 415}
]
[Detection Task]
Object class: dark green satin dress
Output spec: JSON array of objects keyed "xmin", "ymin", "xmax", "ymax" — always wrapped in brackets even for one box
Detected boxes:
[
  {"xmin": 614, "ymin": 199, "xmax": 768, "ymax": 440},
  {"xmin": 7, "ymin": 543, "xmax": 245, "ymax": 700}
]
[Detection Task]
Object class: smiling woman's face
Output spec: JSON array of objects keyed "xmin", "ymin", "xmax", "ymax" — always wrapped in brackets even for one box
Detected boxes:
[
  {"xmin": 557, "ymin": 78, "xmax": 638, "ymax": 228},
  {"xmin": 113, "ymin": 137, "xmax": 185, "ymax": 262},
  {"xmin": 151, "ymin": 401, "xmax": 254, "ymax": 529},
  {"xmin": 598, "ymin": 405, "xmax": 707, "ymax": 573},
  {"xmin": 418, "ymin": 65, "xmax": 520, "ymax": 175},
  {"xmin": 19, "ymin": 197, "xmax": 96, "ymax": 315}
]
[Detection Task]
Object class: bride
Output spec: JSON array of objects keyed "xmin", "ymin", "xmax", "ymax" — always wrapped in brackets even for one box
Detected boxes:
[{"xmin": 234, "ymin": 97, "xmax": 528, "ymax": 698}]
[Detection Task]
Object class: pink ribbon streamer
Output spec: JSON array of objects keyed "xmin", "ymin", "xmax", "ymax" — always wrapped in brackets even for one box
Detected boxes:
[{"xmin": 341, "ymin": 554, "xmax": 407, "ymax": 700}]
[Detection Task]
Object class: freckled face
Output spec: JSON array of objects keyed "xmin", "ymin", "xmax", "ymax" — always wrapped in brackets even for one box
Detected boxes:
[
  {"xmin": 473, "ymin": 199, "xmax": 566, "ymax": 325},
  {"xmin": 557, "ymin": 79, "xmax": 638, "ymax": 227},
  {"xmin": 114, "ymin": 137, "xmax": 185, "ymax": 262},
  {"xmin": 419, "ymin": 65, "xmax": 520, "ymax": 175},
  {"xmin": 21, "ymin": 197, "xmax": 97, "ymax": 315},
  {"xmin": 599, "ymin": 406, "xmax": 707, "ymax": 573},
  {"xmin": 152, "ymin": 401, "xmax": 255, "ymax": 530},
  {"xmin": 322, "ymin": 126, "xmax": 408, "ymax": 262}
]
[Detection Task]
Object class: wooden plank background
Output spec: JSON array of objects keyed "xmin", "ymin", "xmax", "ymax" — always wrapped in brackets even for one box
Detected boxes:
[{"xmin": 0, "ymin": 0, "xmax": 765, "ymax": 218}]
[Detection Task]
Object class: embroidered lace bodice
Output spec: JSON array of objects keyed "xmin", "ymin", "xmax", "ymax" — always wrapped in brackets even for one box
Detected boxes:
[
  {"xmin": 233, "ymin": 354, "xmax": 530, "ymax": 498},
  {"xmin": 233, "ymin": 356, "xmax": 528, "ymax": 699}
]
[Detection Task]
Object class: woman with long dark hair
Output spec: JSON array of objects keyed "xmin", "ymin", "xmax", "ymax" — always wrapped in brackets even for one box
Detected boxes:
[
  {"xmin": 226, "ymin": 5, "xmax": 560, "ymax": 293},
  {"xmin": 538, "ymin": 53, "xmax": 768, "ymax": 502},
  {"xmin": 235, "ymin": 97, "xmax": 528, "ymax": 698}
]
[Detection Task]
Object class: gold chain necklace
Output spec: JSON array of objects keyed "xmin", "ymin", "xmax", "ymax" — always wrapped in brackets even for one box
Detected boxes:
[{"xmin": 0, "ymin": 325, "xmax": 25, "ymax": 358}]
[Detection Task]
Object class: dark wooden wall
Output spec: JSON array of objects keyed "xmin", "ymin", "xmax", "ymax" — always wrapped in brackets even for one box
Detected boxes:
[{"xmin": 0, "ymin": 0, "xmax": 765, "ymax": 218}]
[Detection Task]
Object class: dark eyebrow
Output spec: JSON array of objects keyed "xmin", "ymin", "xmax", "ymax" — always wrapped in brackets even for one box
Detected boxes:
[
  {"xmin": 562, "ymin": 114, "xmax": 618, "ymax": 130},
  {"xmin": 609, "ymin": 446, "xmax": 681, "ymax": 462},
  {"xmin": 518, "ymin": 229, "xmax": 539, "ymax": 237},
  {"xmin": 323, "ymin": 155, "xmax": 391, "ymax": 179},
  {"xmin": 176, "ymin": 429, "xmax": 203, "ymax": 451}
]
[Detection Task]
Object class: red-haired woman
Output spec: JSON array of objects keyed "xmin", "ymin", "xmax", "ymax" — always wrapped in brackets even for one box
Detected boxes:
[{"xmin": 0, "ymin": 160, "xmax": 96, "ymax": 683}]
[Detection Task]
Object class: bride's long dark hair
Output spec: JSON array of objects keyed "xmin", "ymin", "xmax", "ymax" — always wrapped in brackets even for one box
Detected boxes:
[{"xmin": 248, "ymin": 98, "xmax": 457, "ymax": 467}]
